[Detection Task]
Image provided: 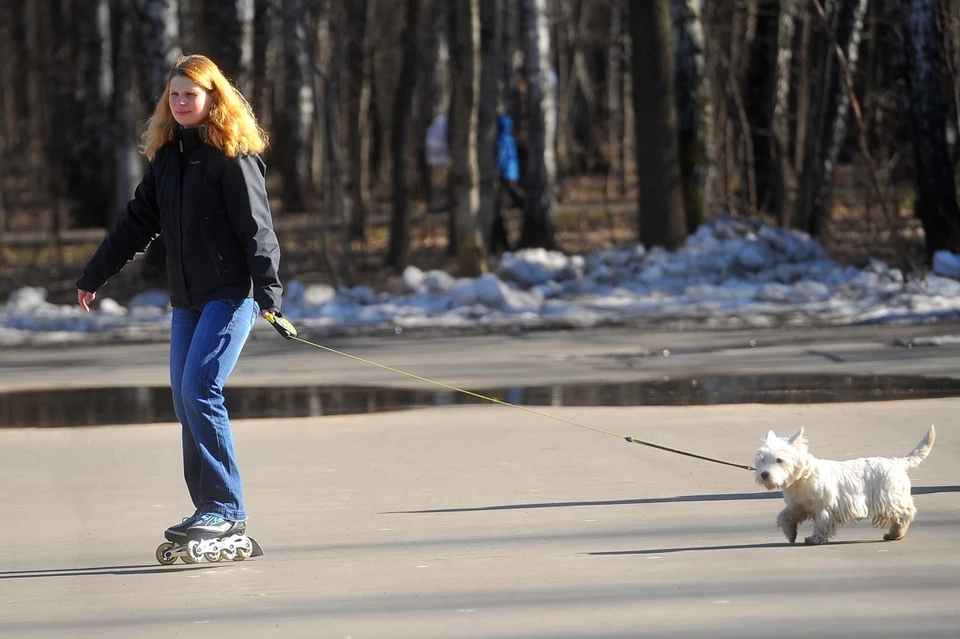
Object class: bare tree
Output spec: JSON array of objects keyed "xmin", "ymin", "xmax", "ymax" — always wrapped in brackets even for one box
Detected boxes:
[
  {"xmin": 252, "ymin": 0, "xmax": 276, "ymax": 132},
  {"xmin": 280, "ymin": 0, "xmax": 313, "ymax": 213},
  {"xmin": 198, "ymin": 0, "xmax": 254, "ymax": 95},
  {"xmin": 136, "ymin": 0, "xmax": 180, "ymax": 104},
  {"xmin": 671, "ymin": 0, "xmax": 710, "ymax": 230},
  {"xmin": 478, "ymin": 0, "xmax": 504, "ymax": 251},
  {"xmin": 794, "ymin": 0, "xmax": 869, "ymax": 236},
  {"xmin": 346, "ymin": 0, "xmax": 375, "ymax": 241},
  {"xmin": 606, "ymin": 0, "xmax": 626, "ymax": 198},
  {"xmin": 904, "ymin": 0, "xmax": 960, "ymax": 258},
  {"xmin": 518, "ymin": 0, "xmax": 557, "ymax": 249},
  {"xmin": 135, "ymin": 0, "xmax": 182, "ymax": 287},
  {"xmin": 449, "ymin": 0, "xmax": 487, "ymax": 274},
  {"xmin": 323, "ymin": 1, "xmax": 352, "ymax": 283},
  {"xmin": 630, "ymin": 0, "xmax": 687, "ymax": 249},
  {"xmin": 388, "ymin": 0, "xmax": 421, "ymax": 270},
  {"xmin": 72, "ymin": 0, "xmax": 115, "ymax": 227},
  {"xmin": 772, "ymin": 0, "xmax": 800, "ymax": 225},
  {"xmin": 112, "ymin": 0, "xmax": 140, "ymax": 227}
]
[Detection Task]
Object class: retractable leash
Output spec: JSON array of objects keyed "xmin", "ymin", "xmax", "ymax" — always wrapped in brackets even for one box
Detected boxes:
[{"xmin": 264, "ymin": 312, "xmax": 755, "ymax": 472}]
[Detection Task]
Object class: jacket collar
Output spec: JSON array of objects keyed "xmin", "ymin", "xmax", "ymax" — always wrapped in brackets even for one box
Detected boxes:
[{"xmin": 175, "ymin": 126, "xmax": 205, "ymax": 153}]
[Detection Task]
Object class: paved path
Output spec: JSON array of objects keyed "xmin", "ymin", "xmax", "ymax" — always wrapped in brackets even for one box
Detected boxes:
[
  {"xmin": 5, "ymin": 323, "xmax": 960, "ymax": 392},
  {"xmin": 1, "ymin": 400, "xmax": 958, "ymax": 638},
  {"xmin": 2, "ymin": 325, "xmax": 960, "ymax": 637}
]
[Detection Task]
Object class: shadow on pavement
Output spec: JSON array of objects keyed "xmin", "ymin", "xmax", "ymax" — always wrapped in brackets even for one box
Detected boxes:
[
  {"xmin": 388, "ymin": 485, "xmax": 960, "ymax": 514},
  {"xmin": 588, "ymin": 539, "xmax": 884, "ymax": 556},
  {"xmin": 0, "ymin": 563, "xmax": 222, "ymax": 579}
]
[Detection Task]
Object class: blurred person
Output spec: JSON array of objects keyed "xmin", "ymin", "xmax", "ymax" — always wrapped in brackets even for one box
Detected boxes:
[{"xmin": 76, "ymin": 54, "xmax": 282, "ymax": 546}]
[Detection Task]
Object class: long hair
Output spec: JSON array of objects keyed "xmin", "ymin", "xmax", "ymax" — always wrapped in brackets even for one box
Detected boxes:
[{"xmin": 141, "ymin": 54, "xmax": 268, "ymax": 160}]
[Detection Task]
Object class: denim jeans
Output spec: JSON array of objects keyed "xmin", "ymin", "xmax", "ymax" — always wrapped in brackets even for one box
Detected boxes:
[{"xmin": 170, "ymin": 297, "xmax": 259, "ymax": 521}]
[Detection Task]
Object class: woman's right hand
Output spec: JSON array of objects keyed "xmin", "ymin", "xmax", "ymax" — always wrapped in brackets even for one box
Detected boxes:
[{"xmin": 77, "ymin": 289, "xmax": 96, "ymax": 312}]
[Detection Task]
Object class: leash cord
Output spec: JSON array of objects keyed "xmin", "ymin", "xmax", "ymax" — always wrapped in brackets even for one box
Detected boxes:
[{"xmin": 266, "ymin": 314, "xmax": 755, "ymax": 472}]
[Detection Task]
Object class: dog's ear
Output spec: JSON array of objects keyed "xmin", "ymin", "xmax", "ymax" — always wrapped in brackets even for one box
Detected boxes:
[
  {"xmin": 787, "ymin": 427, "xmax": 805, "ymax": 447},
  {"xmin": 765, "ymin": 429, "xmax": 778, "ymax": 443}
]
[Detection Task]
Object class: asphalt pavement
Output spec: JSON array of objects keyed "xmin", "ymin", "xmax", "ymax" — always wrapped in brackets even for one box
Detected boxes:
[{"xmin": 1, "ymin": 325, "xmax": 959, "ymax": 637}]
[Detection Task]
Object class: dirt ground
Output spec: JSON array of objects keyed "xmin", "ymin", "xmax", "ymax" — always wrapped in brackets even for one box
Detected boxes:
[{"xmin": 0, "ymin": 172, "xmax": 928, "ymax": 308}]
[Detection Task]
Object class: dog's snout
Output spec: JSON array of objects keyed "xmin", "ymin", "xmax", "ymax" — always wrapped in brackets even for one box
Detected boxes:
[{"xmin": 760, "ymin": 471, "xmax": 770, "ymax": 481}]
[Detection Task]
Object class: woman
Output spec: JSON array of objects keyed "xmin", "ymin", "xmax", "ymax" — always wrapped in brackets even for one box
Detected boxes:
[{"xmin": 77, "ymin": 54, "xmax": 282, "ymax": 544}]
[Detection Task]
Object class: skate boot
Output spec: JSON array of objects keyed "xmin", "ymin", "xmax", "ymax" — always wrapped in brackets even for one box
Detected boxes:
[
  {"xmin": 163, "ymin": 513, "xmax": 200, "ymax": 542},
  {"xmin": 185, "ymin": 514, "xmax": 246, "ymax": 541},
  {"xmin": 156, "ymin": 514, "xmax": 263, "ymax": 565}
]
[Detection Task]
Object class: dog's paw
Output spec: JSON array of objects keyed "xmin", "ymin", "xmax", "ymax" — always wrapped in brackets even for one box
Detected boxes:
[
  {"xmin": 804, "ymin": 534, "xmax": 829, "ymax": 546},
  {"xmin": 785, "ymin": 531, "xmax": 797, "ymax": 544},
  {"xmin": 882, "ymin": 531, "xmax": 905, "ymax": 541}
]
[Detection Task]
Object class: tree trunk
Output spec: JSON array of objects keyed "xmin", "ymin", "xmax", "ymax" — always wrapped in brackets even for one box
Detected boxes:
[
  {"xmin": 449, "ymin": 0, "xmax": 487, "ymax": 275},
  {"xmin": 136, "ymin": 0, "xmax": 181, "ymax": 106},
  {"xmin": 252, "ymin": 0, "xmax": 276, "ymax": 132},
  {"xmin": 347, "ymin": 0, "xmax": 375, "ymax": 241},
  {"xmin": 904, "ymin": 0, "xmax": 960, "ymax": 259},
  {"xmin": 518, "ymin": 0, "xmax": 557, "ymax": 249},
  {"xmin": 630, "ymin": 0, "xmax": 687, "ymax": 249},
  {"xmin": 135, "ymin": 0, "xmax": 182, "ymax": 288},
  {"xmin": 71, "ymin": 0, "xmax": 114, "ymax": 227},
  {"xmin": 281, "ymin": 0, "xmax": 313, "ymax": 213},
  {"xmin": 478, "ymin": 0, "xmax": 503, "ymax": 250},
  {"xmin": 323, "ymin": 1, "xmax": 352, "ymax": 284},
  {"xmin": 308, "ymin": 0, "xmax": 342, "ymax": 288},
  {"xmin": 112, "ymin": 0, "xmax": 140, "ymax": 227},
  {"xmin": 0, "ymin": 2, "xmax": 23, "ymax": 149},
  {"xmin": 794, "ymin": 0, "xmax": 869, "ymax": 237},
  {"xmin": 198, "ymin": 0, "xmax": 254, "ymax": 95},
  {"xmin": 388, "ymin": 0, "xmax": 420, "ymax": 270},
  {"xmin": 671, "ymin": 0, "xmax": 709, "ymax": 231},
  {"xmin": 772, "ymin": 0, "xmax": 800, "ymax": 225},
  {"xmin": 741, "ymin": 0, "xmax": 779, "ymax": 215},
  {"xmin": 606, "ymin": 0, "xmax": 625, "ymax": 199}
]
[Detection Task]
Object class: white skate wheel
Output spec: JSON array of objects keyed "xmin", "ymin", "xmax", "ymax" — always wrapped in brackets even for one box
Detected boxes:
[{"xmin": 183, "ymin": 540, "xmax": 202, "ymax": 564}]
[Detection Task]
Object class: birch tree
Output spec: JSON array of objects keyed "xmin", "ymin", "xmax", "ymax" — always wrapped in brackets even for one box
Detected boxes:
[{"xmin": 518, "ymin": 0, "xmax": 557, "ymax": 249}]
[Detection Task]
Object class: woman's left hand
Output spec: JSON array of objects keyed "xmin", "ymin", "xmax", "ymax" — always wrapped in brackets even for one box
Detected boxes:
[{"xmin": 260, "ymin": 307, "xmax": 278, "ymax": 319}]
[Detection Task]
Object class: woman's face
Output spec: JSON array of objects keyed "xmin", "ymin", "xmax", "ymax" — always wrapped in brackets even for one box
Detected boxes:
[{"xmin": 169, "ymin": 75, "xmax": 212, "ymax": 127}]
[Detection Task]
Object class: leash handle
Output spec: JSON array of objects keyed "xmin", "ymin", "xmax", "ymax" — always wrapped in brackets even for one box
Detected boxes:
[{"xmin": 265, "ymin": 311, "xmax": 298, "ymax": 340}]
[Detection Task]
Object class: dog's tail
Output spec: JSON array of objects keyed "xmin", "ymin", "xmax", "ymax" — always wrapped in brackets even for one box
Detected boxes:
[{"xmin": 901, "ymin": 425, "xmax": 936, "ymax": 470}]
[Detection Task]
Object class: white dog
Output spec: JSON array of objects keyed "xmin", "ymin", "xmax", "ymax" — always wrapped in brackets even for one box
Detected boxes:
[{"xmin": 754, "ymin": 426, "xmax": 935, "ymax": 545}]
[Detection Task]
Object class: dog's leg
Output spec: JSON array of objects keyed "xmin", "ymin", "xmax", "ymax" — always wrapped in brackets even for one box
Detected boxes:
[
  {"xmin": 883, "ymin": 505, "xmax": 916, "ymax": 541},
  {"xmin": 776, "ymin": 506, "xmax": 801, "ymax": 543},
  {"xmin": 883, "ymin": 520, "xmax": 910, "ymax": 541},
  {"xmin": 804, "ymin": 510, "xmax": 834, "ymax": 545}
]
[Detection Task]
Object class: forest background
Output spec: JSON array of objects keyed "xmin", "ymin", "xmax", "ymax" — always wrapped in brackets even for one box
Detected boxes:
[{"xmin": 1, "ymin": 0, "xmax": 959, "ymax": 306}]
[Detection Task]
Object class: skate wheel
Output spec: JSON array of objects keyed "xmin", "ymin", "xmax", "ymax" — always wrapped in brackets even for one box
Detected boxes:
[
  {"xmin": 204, "ymin": 549, "xmax": 223, "ymax": 563},
  {"xmin": 221, "ymin": 546, "xmax": 238, "ymax": 561},
  {"xmin": 235, "ymin": 537, "xmax": 253, "ymax": 560},
  {"xmin": 183, "ymin": 540, "xmax": 202, "ymax": 564},
  {"xmin": 156, "ymin": 542, "xmax": 177, "ymax": 566}
]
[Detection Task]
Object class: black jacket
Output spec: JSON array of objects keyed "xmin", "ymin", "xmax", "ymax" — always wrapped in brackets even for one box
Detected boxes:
[{"xmin": 77, "ymin": 127, "xmax": 282, "ymax": 311}]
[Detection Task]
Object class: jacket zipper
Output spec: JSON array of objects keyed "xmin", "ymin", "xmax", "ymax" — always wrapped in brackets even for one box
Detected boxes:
[{"xmin": 177, "ymin": 137, "xmax": 191, "ymax": 306}]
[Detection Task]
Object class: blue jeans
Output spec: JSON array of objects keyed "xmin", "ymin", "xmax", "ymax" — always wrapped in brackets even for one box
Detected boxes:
[{"xmin": 170, "ymin": 298, "xmax": 259, "ymax": 521}]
